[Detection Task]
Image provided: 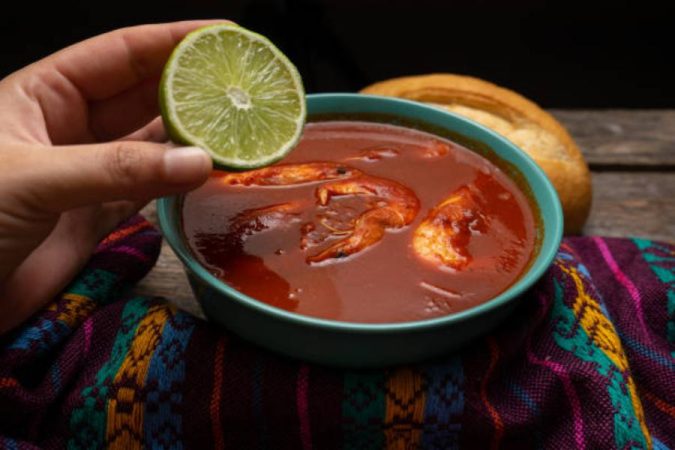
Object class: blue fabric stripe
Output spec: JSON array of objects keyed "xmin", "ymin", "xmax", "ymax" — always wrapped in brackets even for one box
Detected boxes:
[
  {"xmin": 50, "ymin": 364, "xmax": 62, "ymax": 392},
  {"xmin": 508, "ymin": 381, "xmax": 544, "ymax": 448},
  {"xmin": 9, "ymin": 318, "xmax": 68, "ymax": 353},
  {"xmin": 143, "ymin": 310, "xmax": 195, "ymax": 450},
  {"xmin": 508, "ymin": 382, "xmax": 540, "ymax": 415},
  {"xmin": 618, "ymin": 332, "xmax": 675, "ymax": 371},
  {"xmin": 421, "ymin": 356, "xmax": 464, "ymax": 450},
  {"xmin": 9, "ymin": 269, "xmax": 119, "ymax": 353},
  {"xmin": 653, "ymin": 437, "xmax": 671, "ymax": 450},
  {"xmin": 3, "ymin": 437, "xmax": 19, "ymax": 450}
]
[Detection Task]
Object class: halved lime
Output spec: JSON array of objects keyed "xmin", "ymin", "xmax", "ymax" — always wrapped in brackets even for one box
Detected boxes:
[{"xmin": 159, "ymin": 24, "xmax": 306, "ymax": 169}]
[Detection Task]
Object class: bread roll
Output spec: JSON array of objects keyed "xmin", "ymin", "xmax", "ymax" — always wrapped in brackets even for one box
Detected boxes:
[{"xmin": 361, "ymin": 74, "xmax": 591, "ymax": 234}]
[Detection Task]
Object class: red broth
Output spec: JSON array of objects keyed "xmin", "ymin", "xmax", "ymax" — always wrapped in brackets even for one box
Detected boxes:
[{"xmin": 182, "ymin": 121, "xmax": 537, "ymax": 323}]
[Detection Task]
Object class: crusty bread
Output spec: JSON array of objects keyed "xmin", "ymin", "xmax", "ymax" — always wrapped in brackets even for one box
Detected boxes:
[{"xmin": 361, "ymin": 74, "xmax": 592, "ymax": 234}]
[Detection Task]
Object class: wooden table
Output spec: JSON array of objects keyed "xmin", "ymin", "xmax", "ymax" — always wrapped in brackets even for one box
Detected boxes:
[{"xmin": 135, "ymin": 110, "xmax": 675, "ymax": 315}]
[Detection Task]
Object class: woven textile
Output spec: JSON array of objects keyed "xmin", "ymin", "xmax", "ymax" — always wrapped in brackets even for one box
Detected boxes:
[{"xmin": 0, "ymin": 215, "xmax": 673, "ymax": 449}]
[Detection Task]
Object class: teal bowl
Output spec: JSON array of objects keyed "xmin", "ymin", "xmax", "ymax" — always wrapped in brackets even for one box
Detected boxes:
[{"xmin": 157, "ymin": 93, "xmax": 563, "ymax": 367}]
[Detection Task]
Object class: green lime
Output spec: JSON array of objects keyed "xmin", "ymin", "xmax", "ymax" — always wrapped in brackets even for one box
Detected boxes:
[{"xmin": 159, "ymin": 24, "xmax": 306, "ymax": 169}]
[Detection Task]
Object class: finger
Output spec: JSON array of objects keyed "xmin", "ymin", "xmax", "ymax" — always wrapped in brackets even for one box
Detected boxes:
[
  {"xmin": 0, "ymin": 206, "xmax": 101, "ymax": 333},
  {"xmin": 17, "ymin": 142, "xmax": 211, "ymax": 213},
  {"xmin": 88, "ymin": 77, "xmax": 160, "ymax": 141},
  {"xmin": 119, "ymin": 116, "xmax": 167, "ymax": 143},
  {"xmin": 38, "ymin": 20, "xmax": 230, "ymax": 101}
]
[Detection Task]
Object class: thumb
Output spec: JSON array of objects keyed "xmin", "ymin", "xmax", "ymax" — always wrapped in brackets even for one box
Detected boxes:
[{"xmin": 21, "ymin": 141, "xmax": 212, "ymax": 212}]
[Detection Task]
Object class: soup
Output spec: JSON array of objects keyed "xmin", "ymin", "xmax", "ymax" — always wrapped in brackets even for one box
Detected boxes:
[{"xmin": 182, "ymin": 121, "xmax": 537, "ymax": 323}]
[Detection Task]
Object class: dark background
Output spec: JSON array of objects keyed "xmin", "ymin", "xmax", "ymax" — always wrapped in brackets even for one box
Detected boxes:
[{"xmin": 2, "ymin": 0, "xmax": 673, "ymax": 108}]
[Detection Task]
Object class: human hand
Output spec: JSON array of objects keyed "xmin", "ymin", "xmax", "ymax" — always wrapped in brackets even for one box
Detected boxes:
[{"xmin": 0, "ymin": 21, "xmax": 224, "ymax": 333}]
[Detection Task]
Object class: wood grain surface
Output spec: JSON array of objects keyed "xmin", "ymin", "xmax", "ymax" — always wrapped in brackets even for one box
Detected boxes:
[
  {"xmin": 551, "ymin": 110, "xmax": 675, "ymax": 168},
  {"xmin": 133, "ymin": 110, "xmax": 675, "ymax": 313}
]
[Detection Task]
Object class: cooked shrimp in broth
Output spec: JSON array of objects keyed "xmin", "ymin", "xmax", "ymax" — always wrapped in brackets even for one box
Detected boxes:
[
  {"xmin": 216, "ymin": 164, "xmax": 421, "ymax": 263},
  {"xmin": 308, "ymin": 175, "xmax": 420, "ymax": 263},
  {"xmin": 183, "ymin": 121, "xmax": 537, "ymax": 323},
  {"xmin": 412, "ymin": 186, "xmax": 485, "ymax": 271},
  {"xmin": 218, "ymin": 162, "xmax": 360, "ymax": 186}
]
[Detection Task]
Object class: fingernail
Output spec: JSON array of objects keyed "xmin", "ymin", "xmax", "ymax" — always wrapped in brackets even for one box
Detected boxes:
[{"xmin": 163, "ymin": 146, "xmax": 211, "ymax": 183}]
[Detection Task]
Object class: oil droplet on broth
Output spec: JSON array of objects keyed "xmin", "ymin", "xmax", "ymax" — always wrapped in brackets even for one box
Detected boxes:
[{"xmin": 288, "ymin": 287, "xmax": 303, "ymax": 300}]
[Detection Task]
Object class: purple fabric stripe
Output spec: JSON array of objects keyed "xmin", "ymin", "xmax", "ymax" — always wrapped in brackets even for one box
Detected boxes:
[
  {"xmin": 107, "ymin": 245, "xmax": 151, "ymax": 262},
  {"xmin": 83, "ymin": 318, "xmax": 93, "ymax": 355},
  {"xmin": 296, "ymin": 365, "xmax": 312, "ymax": 450}
]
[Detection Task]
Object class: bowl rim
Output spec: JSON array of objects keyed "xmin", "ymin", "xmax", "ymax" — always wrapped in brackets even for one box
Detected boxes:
[{"xmin": 157, "ymin": 92, "xmax": 563, "ymax": 333}]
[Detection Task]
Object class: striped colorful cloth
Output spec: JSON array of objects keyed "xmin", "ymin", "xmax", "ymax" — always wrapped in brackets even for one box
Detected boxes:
[{"xmin": 0, "ymin": 214, "xmax": 673, "ymax": 450}]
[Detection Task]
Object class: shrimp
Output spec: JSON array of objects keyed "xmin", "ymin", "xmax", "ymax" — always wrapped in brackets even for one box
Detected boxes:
[
  {"xmin": 342, "ymin": 141, "xmax": 449, "ymax": 163},
  {"xmin": 412, "ymin": 186, "xmax": 486, "ymax": 270},
  {"xmin": 229, "ymin": 202, "xmax": 306, "ymax": 237},
  {"xmin": 420, "ymin": 141, "xmax": 451, "ymax": 159},
  {"xmin": 219, "ymin": 163, "xmax": 420, "ymax": 264},
  {"xmin": 307, "ymin": 175, "xmax": 420, "ymax": 262},
  {"xmin": 344, "ymin": 145, "xmax": 400, "ymax": 162},
  {"xmin": 218, "ymin": 162, "xmax": 361, "ymax": 186}
]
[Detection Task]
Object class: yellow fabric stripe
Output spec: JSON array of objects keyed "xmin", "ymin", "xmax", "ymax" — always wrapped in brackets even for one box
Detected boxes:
[
  {"xmin": 562, "ymin": 265, "xmax": 652, "ymax": 449},
  {"xmin": 105, "ymin": 304, "xmax": 171, "ymax": 450},
  {"xmin": 384, "ymin": 367, "xmax": 426, "ymax": 450},
  {"xmin": 55, "ymin": 293, "xmax": 97, "ymax": 327}
]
